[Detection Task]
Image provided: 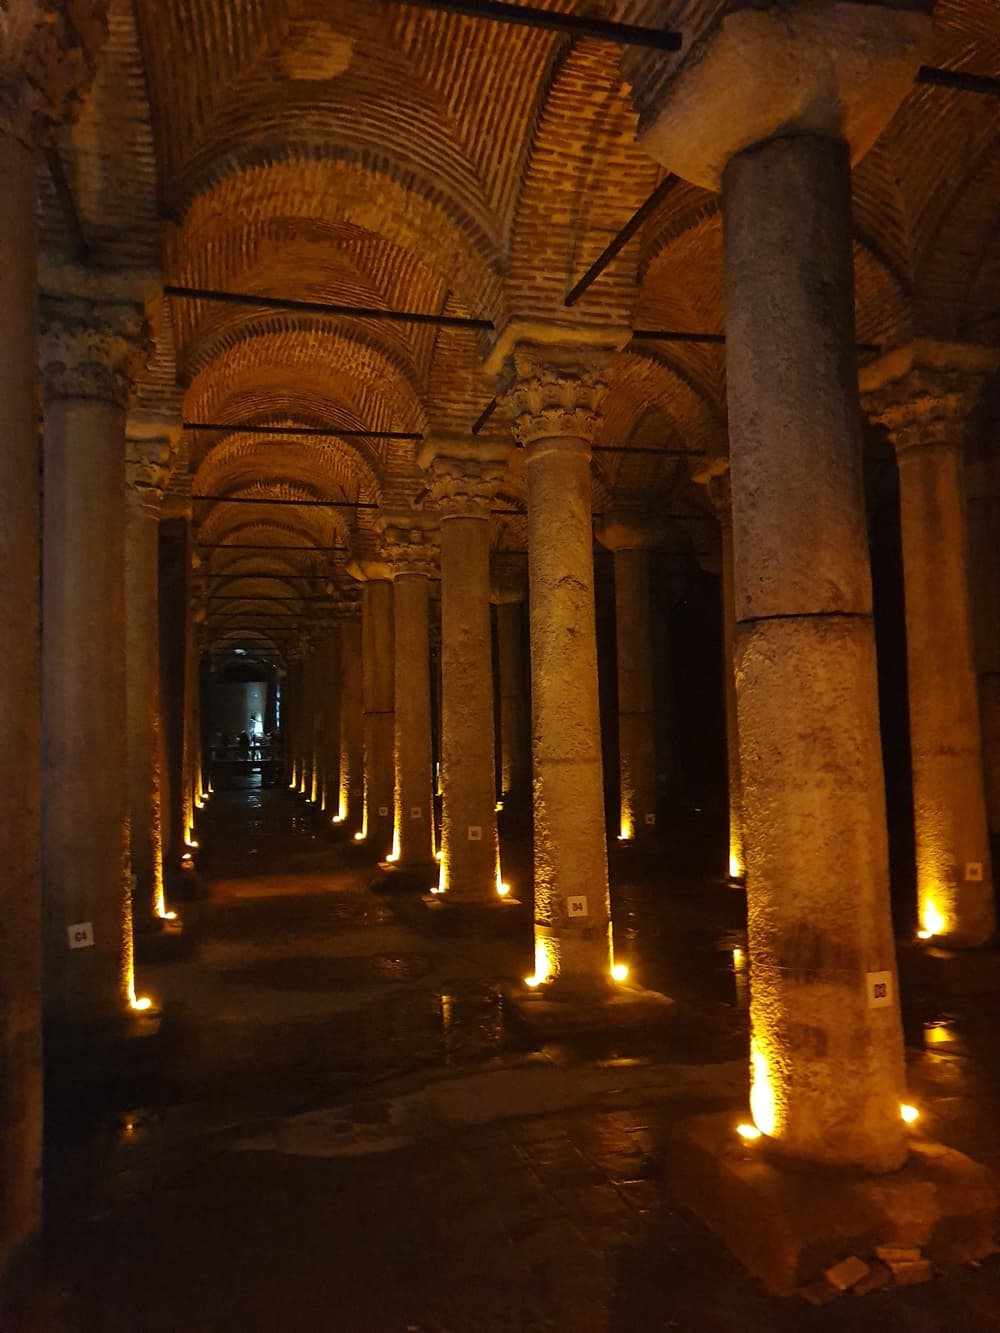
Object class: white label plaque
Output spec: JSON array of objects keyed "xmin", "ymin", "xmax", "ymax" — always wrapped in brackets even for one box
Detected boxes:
[
  {"xmin": 965, "ymin": 861, "xmax": 984, "ymax": 882},
  {"xmin": 867, "ymin": 970, "xmax": 892, "ymax": 1009},
  {"xmin": 68, "ymin": 922, "xmax": 94, "ymax": 950},
  {"xmin": 467, "ymin": 825, "xmax": 482, "ymax": 841},
  {"xmin": 410, "ymin": 806, "xmax": 422, "ymax": 819},
  {"xmin": 644, "ymin": 813, "xmax": 656, "ymax": 826},
  {"xmin": 567, "ymin": 895, "xmax": 589, "ymax": 918},
  {"xmin": 377, "ymin": 805, "xmax": 389, "ymax": 817}
]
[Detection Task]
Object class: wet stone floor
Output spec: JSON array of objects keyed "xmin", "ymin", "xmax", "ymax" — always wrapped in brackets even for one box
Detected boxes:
[{"xmin": 37, "ymin": 784, "xmax": 1000, "ymax": 1332}]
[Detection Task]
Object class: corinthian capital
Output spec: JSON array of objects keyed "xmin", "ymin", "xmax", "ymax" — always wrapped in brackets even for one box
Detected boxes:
[
  {"xmin": 0, "ymin": 1, "xmax": 109, "ymax": 145},
  {"xmin": 418, "ymin": 436, "xmax": 511, "ymax": 520},
  {"xmin": 859, "ymin": 340, "xmax": 1000, "ymax": 456},
  {"xmin": 380, "ymin": 522, "xmax": 440, "ymax": 579},
  {"xmin": 504, "ymin": 346, "xmax": 611, "ymax": 448}
]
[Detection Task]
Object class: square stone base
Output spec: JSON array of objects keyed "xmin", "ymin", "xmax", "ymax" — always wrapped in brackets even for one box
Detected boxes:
[
  {"xmin": 666, "ymin": 1111, "xmax": 998, "ymax": 1296},
  {"xmin": 418, "ymin": 892, "xmax": 528, "ymax": 936},
  {"xmin": 134, "ymin": 915, "xmax": 188, "ymax": 963},
  {"xmin": 370, "ymin": 862, "xmax": 440, "ymax": 894},
  {"xmin": 503, "ymin": 982, "xmax": 673, "ymax": 1038}
]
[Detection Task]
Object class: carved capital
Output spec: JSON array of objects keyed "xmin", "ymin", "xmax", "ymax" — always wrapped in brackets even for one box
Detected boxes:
[
  {"xmin": 504, "ymin": 347, "xmax": 610, "ymax": 448},
  {"xmin": 40, "ymin": 294, "xmax": 150, "ymax": 407},
  {"xmin": 126, "ymin": 435, "xmax": 174, "ymax": 515},
  {"xmin": 424, "ymin": 452, "xmax": 508, "ymax": 520},
  {"xmin": 859, "ymin": 340, "xmax": 1000, "ymax": 456},
  {"xmin": 0, "ymin": 1, "xmax": 109, "ymax": 145},
  {"xmin": 381, "ymin": 525, "xmax": 440, "ymax": 579}
]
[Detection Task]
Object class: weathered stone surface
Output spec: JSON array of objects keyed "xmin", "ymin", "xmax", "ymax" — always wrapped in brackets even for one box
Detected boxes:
[{"xmin": 665, "ymin": 1111, "xmax": 998, "ymax": 1296}]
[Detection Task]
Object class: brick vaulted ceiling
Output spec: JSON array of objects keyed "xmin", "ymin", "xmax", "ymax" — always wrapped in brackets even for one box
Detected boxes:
[{"xmin": 38, "ymin": 0, "xmax": 1000, "ymax": 656}]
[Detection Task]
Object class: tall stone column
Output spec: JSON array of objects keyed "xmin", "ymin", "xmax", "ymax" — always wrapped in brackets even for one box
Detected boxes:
[
  {"xmin": 596, "ymin": 517, "xmax": 660, "ymax": 843},
  {"xmin": 967, "ymin": 456, "xmax": 1000, "ymax": 845},
  {"xmin": 384, "ymin": 527, "xmax": 438, "ymax": 871},
  {"xmin": 182, "ymin": 592, "xmax": 204, "ymax": 841},
  {"xmin": 633, "ymin": 1, "xmax": 930, "ymax": 1168},
  {"xmin": 41, "ymin": 279, "xmax": 151, "ymax": 1030},
  {"xmin": 491, "ymin": 571, "xmax": 531, "ymax": 804},
  {"xmin": 361, "ymin": 575, "xmax": 395, "ymax": 853},
  {"xmin": 0, "ymin": 6, "xmax": 109, "ymax": 1286},
  {"xmin": 125, "ymin": 434, "xmax": 174, "ymax": 928},
  {"xmin": 507, "ymin": 349, "xmax": 616, "ymax": 990},
  {"xmin": 861, "ymin": 342, "xmax": 997, "ymax": 946},
  {"xmin": 421, "ymin": 442, "xmax": 508, "ymax": 901},
  {"xmin": 708, "ymin": 473, "xmax": 745, "ymax": 880},
  {"xmin": 318, "ymin": 628, "xmax": 341, "ymax": 813},
  {"xmin": 337, "ymin": 613, "xmax": 364, "ymax": 829}
]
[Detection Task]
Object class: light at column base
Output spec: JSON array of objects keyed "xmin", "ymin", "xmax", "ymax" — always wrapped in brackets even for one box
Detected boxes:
[
  {"xmin": 900, "ymin": 1103, "xmax": 920, "ymax": 1124},
  {"xmin": 162, "ymin": 910, "xmax": 178, "ymax": 921},
  {"xmin": 331, "ymin": 815, "xmax": 344, "ymax": 824},
  {"xmin": 523, "ymin": 973, "xmax": 542, "ymax": 988},
  {"xmin": 611, "ymin": 962, "xmax": 629, "ymax": 983},
  {"xmin": 919, "ymin": 902, "xmax": 946, "ymax": 940},
  {"xmin": 728, "ymin": 852, "xmax": 744, "ymax": 879},
  {"xmin": 131, "ymin": 996, "xmax": 153, "ymax": 1012},
  {"xmin": 353, "ymin": 832, "xmax": 364, "ymax": 842},
  {"xmin": 185, "ymin": 839, "xmax": 199, "ymax": 851},
  {"xmin": 736, "ymin": 1123, "xmax": 761, "ymax": 1141},
  {"xmin": 497, "ymin": 882, "xmax": 510, "ymax": 898}
]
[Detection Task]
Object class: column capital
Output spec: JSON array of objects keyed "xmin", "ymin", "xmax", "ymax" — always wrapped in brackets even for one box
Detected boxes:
[
  {"xmin": 627, "ymin": 1, "xmax": 931, "ymax": 190},
  {"xmin": 860, "ymin": 340, "xmax": 1000, "ymax": 455},
  {"xmin": 0, "ymin": 1, "xmax": 108, "ymax": 146},
  {"xmin": 381, "ymin": 524, "xmax": 440, "ymax": 580},
  {"xmin": 40, "ymin": 269, "xmax": 156, "ymax": 407},
  {"xmin": 499, "ymin": 343, "xmax": 617, "ymax": 450},
  {"xmin": 418, "ymin": 436, "xmax": 510, "ymax": 520}
]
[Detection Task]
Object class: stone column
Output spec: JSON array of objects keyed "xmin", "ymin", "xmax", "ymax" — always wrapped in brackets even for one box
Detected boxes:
[
  {"xmin": 861, "ymin": 342, "xmax": 997, "ymax": 946},
  {"xmin": 361, "ymin": 575, "xmax": 395, "ymax": 853},
  {"xmin": 182, "ymin": 593, "xmax": 204, "ymax": 842},
  {"xmin": 491, "ymin": 572, "xmax": 531, "ymax": 804},
  {"xmin": 0, "ymin": 7, "xmax": 108, "ymax": 1285},
  {"xmin": 384, "ymin": 527, "xmax": 438, "ymax": 870},
  {"xmin": 596, "ymin": 518, "xmax": 660, "ymax": 843},
  {"xmin": 507, "ymin": 349, "xmax": 616, "ymax": 990},
  {"xmin": 967, "ymin": 457, "xmax": 1000, "ymax": 845},
  {"xmin": 421, "ymin": 442, "xmax": 508, "ymax": 901},
  {"xmin": 125, "ymin": 434, "xmax": 175, "ymax": 928},
  {"xmin": 337, "ymin": 613, "xmax": 364, "ymax": 829},
  {"xmin": 633, "ymin": 2, "xmax": 930, "ymax": 1168},
  {"xmin": 708, "ymin": 473, "xmax": 745, "ymax": 880},
  {"xmin": 319, "ymin": 628, "xmax": 341, "ymax": 813},
  {"xmin": 41, "ymin": 279, "xmax": 151, "ymax": 1030}
]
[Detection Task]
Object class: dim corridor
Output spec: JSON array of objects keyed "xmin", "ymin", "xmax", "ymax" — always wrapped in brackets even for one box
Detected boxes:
[{"xmin": 35, "ymin": 787, "xmax": 1000, "ymax": 1332}]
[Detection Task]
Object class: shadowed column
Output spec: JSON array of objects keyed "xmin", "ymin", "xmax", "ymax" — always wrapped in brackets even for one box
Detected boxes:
[
  {"xmin": 423, "ymin": 442, "xmax": 508, "ymax": 901},
  {"xmin": 125, "ymin": 434, "xmax": 175, "ymax": 929},
  {"xmin": 862, "ymin": 342, "xmax": 997, "ymax": 946},
  {"xmin": 361, "ymin": 576, "xmax": 395, "ymax": 854},
  {"xmin": 41, "ymin": 276, "xmax": 151, "ymax": 1029}
]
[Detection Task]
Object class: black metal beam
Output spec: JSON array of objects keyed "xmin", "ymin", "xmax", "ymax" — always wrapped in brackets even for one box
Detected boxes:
[
  {"xmin": 916, "ymin": 65, "xmax": 1000, "ymax": 97},
  {"xmin": 193, "ymin": 494, "xmax": 379, "ymax": 510},
  {"xmin": 165, "ymin": 285, "xmax": 492, "ymax": 330},
  {"xmin": 471, "ymin": 399, "xmax": 499, "ymax": 435},
  {"xmin": 45, "ymin": 145, "xmax": 91, "ymax": 265},
  {"xmin": 387, "ymin": 0, "xmax": 681, "ymax": 49},
  {"xmin": 565, "ymin": 174, "xmax": 678, "ymax": 307},
  {"xmin": 184, "ymin": 421, "xmax": 422, "ymax": 441}
]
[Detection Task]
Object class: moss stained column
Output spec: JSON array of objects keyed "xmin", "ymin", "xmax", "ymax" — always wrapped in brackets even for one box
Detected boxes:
[
  {"xmin": 422, "ymin": 443, "xmax": 507, "ymax": 901},
  {"xmin": 361, "ymin": 577, "xmax": 395, "ymax": 854},
  {"xmin": 632, "ymin": 0, "xmax": 930, "ymax": 1168},
  {"xmin": 596, "ymin": 517, "xmax": 660, "ymax": 844},
  {"xmin": 337, "ymin": 613, "xmax": 364, "ymax": 830},
  {"xmin": 125, "ymin": 435, "xmax": 174, "ymax": 928},
  {"xmin": 491, "ymin": 571, "xmax": 530, "ymax": 805},
  {"xmin": 862, "ymin": 343, "xmax": 997, "ymax": 946},
  {"xmin": 967, "ymin": 457, "xmax": 1000, "ymax": 847},
  {"xmin": 708, "ymin": 473, "xmax": 745, "ymax": 879},
  {"xmin": 41, "ymin": 279, "xmax": 151, "ymax": 1030},
  {"xmin": 508, "ymin": 349, "xmax": 616, "ymax": 991},
  {"xmin": 384, "ymin": 527, "xmax": 438, "ymax": 870}
]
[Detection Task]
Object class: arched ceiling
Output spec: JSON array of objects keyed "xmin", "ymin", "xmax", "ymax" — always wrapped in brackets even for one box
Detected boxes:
[{"xmin": 43, "ymin": 0, "xmax": 1000, "ymax": 654}]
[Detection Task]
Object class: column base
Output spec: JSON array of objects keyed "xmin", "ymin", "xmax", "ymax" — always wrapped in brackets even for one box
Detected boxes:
[
  {"xmin": 165, "ymin": 864, "xmax": 209, "ymax": 901},
  {"xmin": 133, "ymin": 913, "xmax": 188, "ymax": 963},
  {"xmin": 502, "ymin": 980, "xmax": 673, "ymax": 1039},
  {"xmin": 371, "ymin": 861, "xmax": 440, "ymax": 893},
  {"xmin": 665, "ymin": 1111, "xmax": 997, "ymax": 1297},
  {"xmin": 45, "ymin": 1004, "xmax": 164, "ymax": 1097},
  {"xmin": 419, "ymin": 891, "xmax": 527, "ymax": 936}
]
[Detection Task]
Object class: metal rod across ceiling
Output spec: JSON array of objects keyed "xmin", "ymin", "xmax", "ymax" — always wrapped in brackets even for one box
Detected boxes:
[{"xmin": 165, "ymin": 285, "xmax": 493, "ymax": 330}]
